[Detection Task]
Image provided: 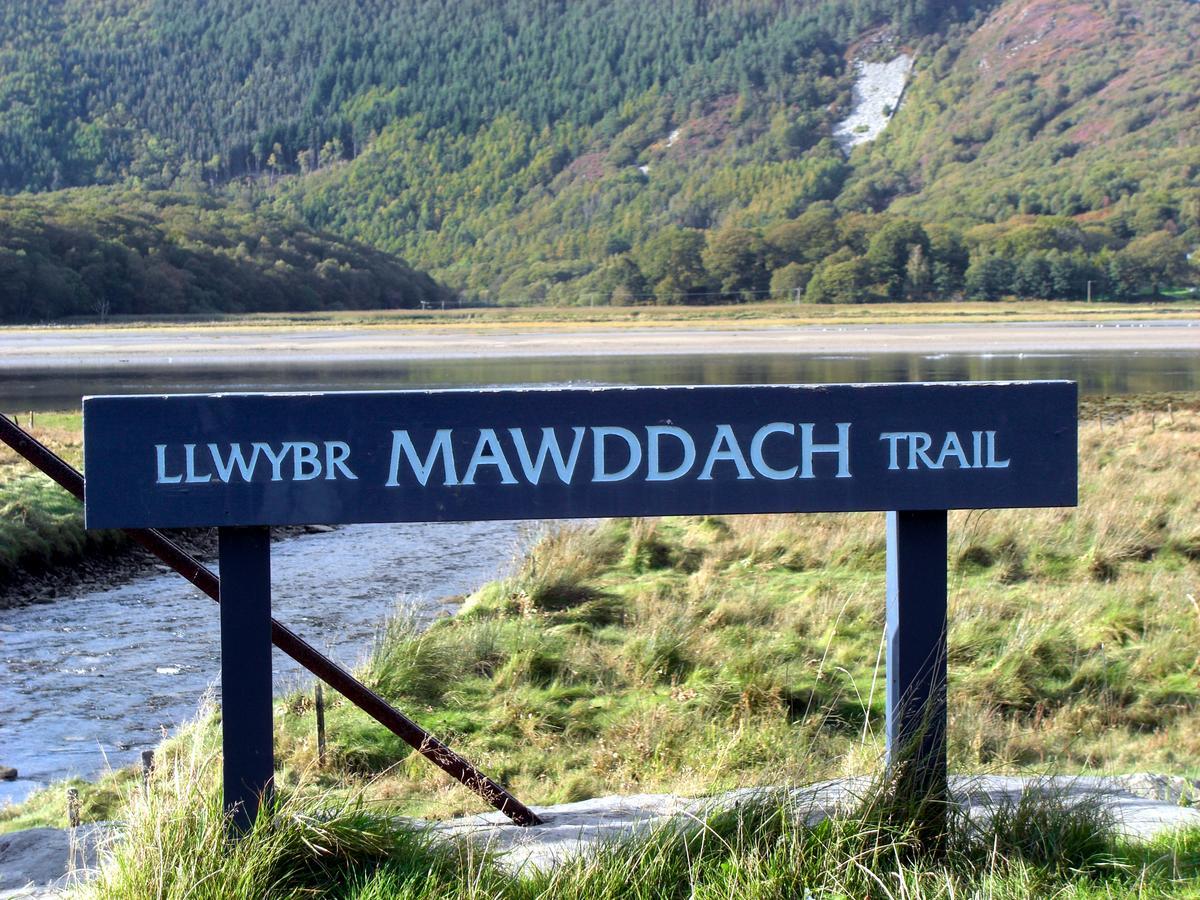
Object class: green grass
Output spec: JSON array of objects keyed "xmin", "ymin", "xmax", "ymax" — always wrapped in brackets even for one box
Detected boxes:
[
  {"xmin": 72, "ymin": 720, "xmax": 1200, "ymax": 898},
  {"xmin": 0, "ymin": 774, "xmax": 132, "ymax": 834},
  {"xmin": 0, "ymin": 410, "xmax": 120, "ymax": 585},
  {"xmin": 261, "ymin": 405, "xmax": 1200, "ymax": 818},
  {"xmin": 3, "ymin": 401, "xmax": 1200, "ymax": 834},
  {"xmin": 0, "ymin": 474, "xmax": 124, "ymax": 580},
  {"xmin": 4, "ymin": 402, "xmax": 1200, "ymax": 894}
]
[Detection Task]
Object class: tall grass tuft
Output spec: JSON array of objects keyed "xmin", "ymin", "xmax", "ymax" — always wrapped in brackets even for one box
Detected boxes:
[
  {"xmin": 85, "ymin": 740, "xmax": 1200, "ymax": 900},
  {"xmin": 357, "ymin": 606, "xmax": 465, "ymax": 706},
  {"xmin": 83, "ymin": 700, "xmax": 484, "ymax": 899}
]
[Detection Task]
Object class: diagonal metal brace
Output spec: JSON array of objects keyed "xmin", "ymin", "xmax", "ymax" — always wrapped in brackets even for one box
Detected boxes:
[{"xmin": 0, "ymin": 413, "xmax": 543, "ymax": 826}]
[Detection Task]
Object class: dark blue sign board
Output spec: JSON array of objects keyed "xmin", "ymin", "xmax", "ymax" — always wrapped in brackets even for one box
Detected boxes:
[
  {"xmin": 82, "ymin": 382, "xmax": 1076, "ymax": 529},
  {"xmin": 81, "ymin": 382, "xmax": 1078, "ymax": 836}
]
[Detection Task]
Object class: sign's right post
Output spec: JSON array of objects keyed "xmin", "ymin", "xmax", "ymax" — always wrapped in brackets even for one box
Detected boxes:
[{"xmin": 885, "ymin": 509, "xmax": 949, "ymax": 840}]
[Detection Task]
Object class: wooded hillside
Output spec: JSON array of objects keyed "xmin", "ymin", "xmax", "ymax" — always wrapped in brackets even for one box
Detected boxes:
[
  {"xmin": 0, "ymin": 0, "xmax": 1196, "ymax": 318},
  {"xmin": 0, "ymin": 189, "xmax": 449, "ymax": 322}
]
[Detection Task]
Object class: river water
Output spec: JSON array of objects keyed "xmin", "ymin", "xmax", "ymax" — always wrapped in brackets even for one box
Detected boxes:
[
  {"xmin": 6, "ymin": 349, "xmax": 1200, "ymax": 410},
  {"xmin": 0, "ymin": 521, "xmax": 538, "ymax": 807},
  {"xmin": 2, "ymin": 348, "xmax": 1198, "ymax": 807}
]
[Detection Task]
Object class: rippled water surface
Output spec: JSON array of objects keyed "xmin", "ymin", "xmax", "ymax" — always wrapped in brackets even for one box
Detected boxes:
[
  {"xmin": 0, "ymin": 520, "xmax": 536, "ymax": 806},
  {"xmin": 6, "ymin": 349, "xmax": 1200, "ymax": 411}
]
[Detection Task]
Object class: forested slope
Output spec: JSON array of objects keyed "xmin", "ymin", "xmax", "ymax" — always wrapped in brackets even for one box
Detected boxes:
[
  {"xmin": 0, "ymin": 190, "xmax": 449, "ymax": 321},
  {"xmin": 0, "ymin": 0, "xmax": 1197, "ymax": 318},
  {"xmin": 0, "ymin": 0, "xmax": 984, "ymax": 192},
  {"xmin": 856, "ymin": 0, "xmax": 1200, "ymax": 227},
  {"xmin": 268, "ymin": 0, "xmax": 1197, "ymax": 304}
]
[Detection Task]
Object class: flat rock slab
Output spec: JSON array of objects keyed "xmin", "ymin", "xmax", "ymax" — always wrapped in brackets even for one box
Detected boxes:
[
  {"xmin": 432, "ymin": 774, "xmax": 1200, "ymax": 872},
  {"xmin": 0, "ymin": 824, "xmax": 108, "ymax": 898},
  {"xmin": 2, "ymin": 774, "xmax": 1199, "ymax": 893}
]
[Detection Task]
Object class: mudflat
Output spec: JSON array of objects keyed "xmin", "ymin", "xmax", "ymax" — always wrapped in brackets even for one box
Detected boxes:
[{"xmin": 0, "ymin": 320, "xmax": 1196, "ymax": 370}]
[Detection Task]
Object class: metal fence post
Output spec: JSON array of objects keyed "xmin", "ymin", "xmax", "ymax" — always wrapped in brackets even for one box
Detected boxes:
[{"xmin": 315, "ymin": 682, "xmax": 327, "ymax": 768}]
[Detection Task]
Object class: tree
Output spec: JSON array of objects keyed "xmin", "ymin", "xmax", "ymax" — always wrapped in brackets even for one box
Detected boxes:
[
  {"xmin": 1048, "ymin": 253, "xmax": 1082, "ymax": 299},
  {"xmin": 927, "ymin": 225, "xmax": 968, "ymax": 296},
  {"xmin": 1011, "ymin": 254, "xmax": 1053, "ymax": 299},
  {"xmin": 805, "ymin": 252, "xmax": 871, "ymax": 304},
  {"xmin": 639, "ymin": 227, "xmax": 710, "ymax": 304},
  {"xmin": 769, "ymin": 262, "xmax": 813, "ymax": 301},
  {"xmin": 1120, "ymin": 232, "xmax": 1192, "ymax": 295},
  {"xmin": 587, "ymin": 254, "xmax": 648, "ymax": 305},
  {"xmin": 904, "ymin": 244, "xmax": 932, "ymax": 299},
  {"xmin": 703, "ymin": 227, "xmax": 769, "ymax": 301},
  {"xmin": 1105, "ymin": 250, "xmax": 1142, "ymax": 300},
  {"xmin": 964, "ymin": 256, "xmax": 1014, "ymax": 300},
  {"xmin": 865, "ymin": 219, "xmax": 930, "ymax": 300},
  {"xmin": 765, "ymin": 203, "xmax": 839, "ymax": 268},
  {"xmin": 319, "ymin": 138, "xmax": 343, "ymax": 170}
]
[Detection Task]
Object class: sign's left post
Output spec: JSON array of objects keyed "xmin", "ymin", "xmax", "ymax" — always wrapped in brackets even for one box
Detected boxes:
[{"xmin": 217, "ymin": 526, "xmax": 275, "ymax": 832}]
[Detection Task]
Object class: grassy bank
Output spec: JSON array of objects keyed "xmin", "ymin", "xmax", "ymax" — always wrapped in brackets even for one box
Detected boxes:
[
  {"xmin": 4, "ymin": 399, "xmax": 1200, "ymax": 893},
  {"xmin": 248, "ymin": 405, "xmax": 1199, "ymax": 818},
  {"xmin": 0, "ymin": 411, "xmax": 129, "ymax": 588},
  {"xmin": 1, "ymin": 400, "xmax": 1198, "ymax": 801}
]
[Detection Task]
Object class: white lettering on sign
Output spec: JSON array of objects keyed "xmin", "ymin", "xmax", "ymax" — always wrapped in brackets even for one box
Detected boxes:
[
  {"xmin": 462, "ymin": 429, "xmax": 518, "ymax": 485},
  {"xmin": 749, "ymin": 423, "xmax": 797, "ymax": 480},
  {"xmin": 385, "ymin": 430, "xmax": 456, "ymax": 486},
  {"xmin": 646, "ymin": 426, "xmax": 696, "ymax": 482},
  {"xmin": 381, "ymin": 422, "xmax": 856, "ymax": 488},
  {"xmin": 155, "ymin": 445, "xmax": 181, "ymax": 484},
  {"xmin": 510, "ymin": 427, "xmax": 586, "ymax": 484},
  {"xmin": 208, "ymin": 443, "xmax": 261, "ymax": 482},
  {"xmin": 155, "ymin": 441, "xmax": 359, "ymax": 484},
  {"xmin": 698, "ymin": 424, "xmax": 752, "ymax": 481},
  {"xmin": 799, "ymin": 423, "xmax": 852, "ymax": 479},
  {"xmin": 592, "ymin": 427, "xmax": 642, "ymax": 483},
  {"xmin": 878, "ymin": 431, "xmax": 1009, "ymax": 470},
  {"xmin": 155, "ymin": 424, "xmax": 1013, "ymax": 489}
]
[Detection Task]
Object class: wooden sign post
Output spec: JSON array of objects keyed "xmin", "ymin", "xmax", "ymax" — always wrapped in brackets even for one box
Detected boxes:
[
  {"xmin": 216, "ymin": 526, "xmax": 275, "ymax": 831},
  {"xmin": 83, "ymin": 382, "xmax": 1077, "ymax": 832}
]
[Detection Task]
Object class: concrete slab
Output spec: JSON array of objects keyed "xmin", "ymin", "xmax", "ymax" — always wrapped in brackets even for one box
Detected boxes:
[
  {"xmin": 0, "ymin": 824, "xmax": 108, "ymax": 899},
  {"xmin": 433, "ymin": 774, "xmax": 1200, "ymax": 872},
  {"xmin": 2, "ymin": 774, "xmax": 1198, "ymax": 892}
]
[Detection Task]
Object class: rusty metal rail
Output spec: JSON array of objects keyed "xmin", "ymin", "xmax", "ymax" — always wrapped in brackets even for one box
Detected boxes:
[{"xmin": 0, "ymin": 413, "xmax": 543, "ymax": 826}]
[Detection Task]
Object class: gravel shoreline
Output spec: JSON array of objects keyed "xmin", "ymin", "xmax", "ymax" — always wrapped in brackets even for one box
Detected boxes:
[{"xmin": 0, "ymin": 525, "xmax": 329, "ymax": 611}]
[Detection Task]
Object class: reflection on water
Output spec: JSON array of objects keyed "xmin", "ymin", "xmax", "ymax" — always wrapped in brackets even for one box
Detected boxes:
[{"xmin": 5, "ymin": 351, "xmax": 1200, "ymax": 410}]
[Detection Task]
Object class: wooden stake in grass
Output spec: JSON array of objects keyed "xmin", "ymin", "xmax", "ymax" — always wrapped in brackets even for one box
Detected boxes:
[
  {"xmin": 141, "ymin": 749, "xmax": 155, "ymax": 798},
  {"xmin": 67, "ymin": 787, "xmax": 80, "ymax": 828}
]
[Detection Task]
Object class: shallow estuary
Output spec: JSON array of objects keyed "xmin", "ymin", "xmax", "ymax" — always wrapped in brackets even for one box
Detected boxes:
[{"xmin": 1, "ymin": 339, "xmax": 1198, "ymax": 808}]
